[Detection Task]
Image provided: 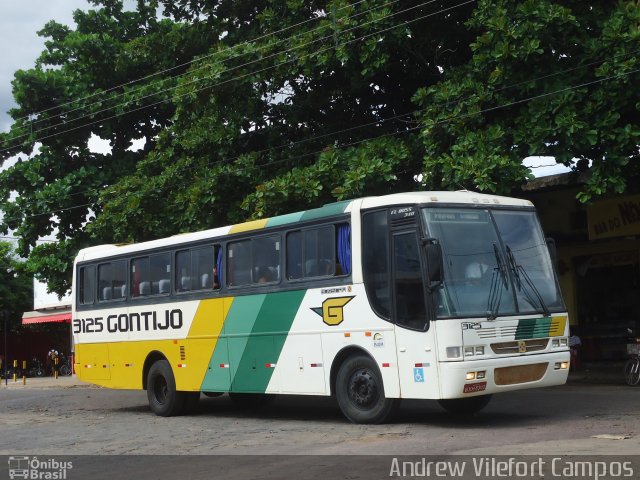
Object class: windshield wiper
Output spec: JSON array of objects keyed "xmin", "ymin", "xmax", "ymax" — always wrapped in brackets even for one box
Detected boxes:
[
  {"xmin": 487, "ymin": 243, "xmax": 508, "ymax": 320},
  {"xmin": 505, "ymin": 245, "xmax": 550, "ymax": 318}
]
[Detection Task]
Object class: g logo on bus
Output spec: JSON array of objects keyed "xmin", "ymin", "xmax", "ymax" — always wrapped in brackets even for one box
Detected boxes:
[
  {"xmin": 311, "ymin": 296, "xmax": 354, "ymax": 326},
  {"xmin": 518, "ymin": 340, "xmax": 527, "ymax": 353}
]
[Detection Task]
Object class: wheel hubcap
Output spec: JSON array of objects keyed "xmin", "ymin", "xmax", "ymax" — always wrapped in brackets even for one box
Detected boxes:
[
  {"xmin": 153, "ymin": 376, "xmax": 168, "ymax": 404},
  {"xmin": 348, "ymin": 368, "xmax": 378, "ymax": 408}
]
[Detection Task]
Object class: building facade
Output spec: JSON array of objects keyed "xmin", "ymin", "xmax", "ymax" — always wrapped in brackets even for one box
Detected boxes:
[{"xmin": 523, "ymin": 174, "xmax": 640, "ymax": 362}]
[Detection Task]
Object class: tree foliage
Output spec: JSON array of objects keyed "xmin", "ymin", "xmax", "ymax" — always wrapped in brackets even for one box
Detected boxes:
[
  {"xmin": 415, "ymin": 0, "xmax": 640, "ymax": 198},
  {"xmin": 0, "ymin": 242, "xmax": 33, "ymax": 332},
  {"xmin": 1, "ymin": 0, "xmax": 639, "ymax": 295}
]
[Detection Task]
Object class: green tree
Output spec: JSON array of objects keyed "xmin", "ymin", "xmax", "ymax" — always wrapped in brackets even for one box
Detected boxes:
[
  {"xmin": 0, "ymin": 242, "xmax": 33, "ymax": 333},
  {"xmin": 414, "ymin": 0, "xmax": 640, "ymax": 198},
  {"xmin": 0, "ymin": 0, "xmax": 219, "ymax": 294},
  {"xmin": 1, "ymin": 0, "xmax": 475, "ymax": 294},
  {"xmin": 2, "ymin": 0, "xmax": 639, "ymax": 297}
]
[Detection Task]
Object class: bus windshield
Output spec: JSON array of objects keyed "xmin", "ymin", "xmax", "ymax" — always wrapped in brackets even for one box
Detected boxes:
[{"xmin": 422, "ymin": 207, "xmax": 564, "ymax": 319}]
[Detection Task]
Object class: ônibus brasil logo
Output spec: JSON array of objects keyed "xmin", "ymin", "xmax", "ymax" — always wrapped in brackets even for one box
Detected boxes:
[{"xmin": 7, "ymin": 456, "xmax": 72, "ymax": 479}]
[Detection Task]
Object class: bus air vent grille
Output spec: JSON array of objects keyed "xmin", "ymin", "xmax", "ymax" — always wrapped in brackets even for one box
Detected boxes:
[
  {"xmin": 490, "ymin": 339, "xmax": 549, "ymax": 355},
  {"xmin": 391, "ymin": 217, "xmax": 416, "ymax": 227}
]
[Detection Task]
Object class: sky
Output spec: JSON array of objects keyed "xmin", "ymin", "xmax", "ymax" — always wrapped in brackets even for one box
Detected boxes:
[
  {"xmin": 0, "ymin": 1, "xmax": 123, "ymax": 305},
  {"xmin": 0, "ymin": 1, "xmax": 95, "ymax": 132}
]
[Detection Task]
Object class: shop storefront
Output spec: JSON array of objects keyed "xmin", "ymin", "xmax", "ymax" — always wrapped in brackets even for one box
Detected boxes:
[{"xmin": 522, "ymin": 176, "xmax": 640, "ymax": 362}]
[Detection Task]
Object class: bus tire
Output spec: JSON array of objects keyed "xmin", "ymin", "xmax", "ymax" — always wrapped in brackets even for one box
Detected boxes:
[
  {"xmin": 146, "ymin": 360, "xmax": 185, "ymax": 417},
  {"xmin": 438, "ymin": 395, "xmax": 492, "ymax": 415},
  {"xmin": 335, "ymin": 354, "xmax": 398, "ymax": 424}
]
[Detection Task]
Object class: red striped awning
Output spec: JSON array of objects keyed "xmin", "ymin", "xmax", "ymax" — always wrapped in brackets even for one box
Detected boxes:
[{"xmin": 22, "ymin": 312, "xmax": 71, "ymax": 325}]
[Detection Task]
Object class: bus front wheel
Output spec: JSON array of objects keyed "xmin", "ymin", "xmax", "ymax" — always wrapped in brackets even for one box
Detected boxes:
[
  {"xmin": 438, "ymin": 395, "xmax": 492, "ymax": 415},
  {"xmin": 335, "ymin": 354, "xmax": 398, "ymax": 424},
  {"xmin": 146, "ymin": 360, "xmax": 185, "ymax": 416}
]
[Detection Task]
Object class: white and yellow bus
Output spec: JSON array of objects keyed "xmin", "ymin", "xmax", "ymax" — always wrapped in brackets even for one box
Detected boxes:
[{"xmin": 72, "ymin": 191, "xmax": 570, "ymax": 423}]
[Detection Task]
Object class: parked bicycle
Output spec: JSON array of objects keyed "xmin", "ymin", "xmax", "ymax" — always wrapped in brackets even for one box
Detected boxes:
[
  {"xmin": 58, "ymin": 354, "xmax": 72, "ymax": 377},
  {"xmin": 27, "ymin": 357, "xmax": 45, "ymax": 378},
  {"xmin": 624, "ymin": 329, "xmax": 640, "ymax": 386}
]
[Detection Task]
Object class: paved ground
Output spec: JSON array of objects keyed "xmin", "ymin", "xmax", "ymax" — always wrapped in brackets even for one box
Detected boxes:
[
  {"xmin": 2, "ymin": 369, "xmax": 639, "ymax": 479},
  {"xmin": 2, "ymin": 369, "xmax": 639, "ymax": 456}
]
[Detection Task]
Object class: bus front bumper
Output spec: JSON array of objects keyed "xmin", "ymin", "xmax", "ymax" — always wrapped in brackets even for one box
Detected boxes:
[{"xmin": 438, "ymin": 350, "xmax": 571, "ymax": 399}]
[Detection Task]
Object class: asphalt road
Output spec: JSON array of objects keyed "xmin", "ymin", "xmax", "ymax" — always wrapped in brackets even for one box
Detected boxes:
[{"xmin": 1, "ymin": 380, "xmax": 639, "ymax": 479}]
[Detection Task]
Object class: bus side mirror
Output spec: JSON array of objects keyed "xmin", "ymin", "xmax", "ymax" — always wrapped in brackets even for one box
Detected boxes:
[{"xmin": 424, "ymin": 240, "xmax": 443, "ymax": 290}]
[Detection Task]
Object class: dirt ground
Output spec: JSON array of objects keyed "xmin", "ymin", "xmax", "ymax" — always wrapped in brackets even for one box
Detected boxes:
[{"xmin": 1, "ymin": 378, "xmax": 639, "ymax": 456}]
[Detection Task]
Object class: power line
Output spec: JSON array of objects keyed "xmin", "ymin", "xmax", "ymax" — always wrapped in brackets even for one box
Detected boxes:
[
  {"xmin": 2, "ymin": 1, "xmax": 638, "ymax": 227},
  {"xmin": 11, "ymin": 0, "xmax": 373, "ymax": 126},
  {"xmin": 5, "ymin": 0, "xmax": 420, "ymax": 144},
  {"xmin": 0, "ymin": 0, "xmax": 475, "ymax": 213},
  {"xmin": 4, "ymin": 40, "xmax": 637, "ymax": 221},
  {"xmin": 3, "ymin": 63, "xmax": 637, "ymax": 227},
  {"xmin": 0, "ymin": 0, "xmax": 473, "ymax": 154},
  {"xmin": 0, "ymin": 236, "xmax": 55, "ymax": 243}
]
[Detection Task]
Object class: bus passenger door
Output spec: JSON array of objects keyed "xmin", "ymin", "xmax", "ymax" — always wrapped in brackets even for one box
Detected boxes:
[{"xmin": 391, "ymin": 230, "xmax": 440, "ymax": 399}]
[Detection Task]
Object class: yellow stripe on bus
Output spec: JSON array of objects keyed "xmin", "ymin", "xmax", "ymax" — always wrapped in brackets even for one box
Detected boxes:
[
  {"xmin": 228, "ymin": 218, "xmax": 268, "ymax": 234},
  {"xmin": 76, "ymin": 297, "xmax": 236, "ymax": 391},
  {"xmin": 549, "ymin": 315, "xmax": 568, "ymax": 337}
]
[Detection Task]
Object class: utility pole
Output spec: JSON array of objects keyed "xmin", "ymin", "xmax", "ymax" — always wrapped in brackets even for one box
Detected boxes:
[{"xmin": 2, "ymin": 309, "xmax": 8, "ymax": 386}]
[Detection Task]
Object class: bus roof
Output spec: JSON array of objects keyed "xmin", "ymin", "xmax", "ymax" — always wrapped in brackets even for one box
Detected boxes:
[{"xmin": 75, "ymin": 190, "xmax": 533, "ymax": 262}]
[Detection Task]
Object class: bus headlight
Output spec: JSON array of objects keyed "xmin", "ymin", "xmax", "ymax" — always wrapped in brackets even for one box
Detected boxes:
[
  {"xmin": 552, "ymin": 338, "xmax": 568, "ymax": 348},
  {"xmin": 554, "ymin": 362, "xmax": 569, "ymax": 370},
  {"xmin": 463, "ymin": 345, "xmax": 485, "ymax": 357},
  {"xmin": 446, "ymin": 347, "xmax": 462, "ymax": 359},
  {"xmin": 465, "ymin": 370, "xmax": 486, "ymax": 381}
]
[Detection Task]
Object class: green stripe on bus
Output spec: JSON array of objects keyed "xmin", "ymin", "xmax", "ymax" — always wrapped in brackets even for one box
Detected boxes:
[
  {"xmin": 201, "ymin": 291, "xmax": 307, "ymax": 393},
  {"xmin": 515, "ymin": 317, "xmax": 552, "ymax": 340},
  {"xmin": 201, "ymin": 295, "xmax": 266, "ymax": 392},
  {"xmin": 265, "ymin": 211, "xmax": 305, "ymax": 227},
  {"xmin": 299, "ymin": 200, "xmax": 351, "ymax": 222},
  {"xmin": 230, "ymin": 290, "xmax": 306, "ymax": 393},
  {"xmin": 265, "ymin": 201, "xmax": 350, "ymax": 228}
]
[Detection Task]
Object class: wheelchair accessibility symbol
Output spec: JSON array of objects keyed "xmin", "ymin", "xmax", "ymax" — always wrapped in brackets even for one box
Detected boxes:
[{"xmin": 413, "ymin": 367, "xmax": 425, "ymax": 383}]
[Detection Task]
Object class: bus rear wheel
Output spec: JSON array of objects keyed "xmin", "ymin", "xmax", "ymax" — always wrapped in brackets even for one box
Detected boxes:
[
  {"xmin": 147, "ymin": 360, "xmax": 186, "ymax": 416},
  {"xmin": 438, "ymin": 395, "xmax": 492, "ymax": 415},
  {"xmin": 335, "ymin": 354, "xmax": 397, "ymax": 424}
]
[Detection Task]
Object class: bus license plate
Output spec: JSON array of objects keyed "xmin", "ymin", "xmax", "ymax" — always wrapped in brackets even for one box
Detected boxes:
[{"xmin": 463, "ymin": 382, "xmax": 487, "ymax": 393}]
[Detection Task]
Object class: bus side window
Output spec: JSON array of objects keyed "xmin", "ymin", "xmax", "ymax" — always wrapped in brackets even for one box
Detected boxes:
[
  {"xmin": 111, "ymin": 260, "xmax": 127, "ymax": 299},
  {"xmin": 227, "ymin": 241, "xmax": 252, "ymax": 286},
  {"xmin": 176, "ymin": 250, "xmax": 190, "ymax": 291},
  {"xmin": 286, "ymin": 231, "xmax": 302, "ymax": 280},
  {"xmin": 336, "ymin": 223, "xmax": 351, "ymax": 276},
  {"xmin": 131, "ymin": 257, "xmax": 148, "ymax": 297},
  {"xmin": 214, "ymin": 246, "xmax": 222, "ymax": 289},
  {"xmin": 150, "ymin": 253, "xmax": 171, "ymax": 295},
  {"xmin": 99, "ymin": 260, "xmax": 126, "ymax": 301},
  {"xmin": 192, "ymin": 246, "xmax": 214, "ymax": 290},
  {"xmin": 392, "ymin": 232, "xmax": 428, "ymax": 330},
  {"xmin": 252, "ymin": 236, "xmax": 280, "ymax": 284},
  {"xmin": 78, "ymin": 265, "xmax": 95, "ymax": 305},
  {"xmin": 362, "ymin": 211, "xmax": 391, "ymax": 320},
  {"xmin": 286, "ymin": 226, "xmax": 338, "ymax": 281}
]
